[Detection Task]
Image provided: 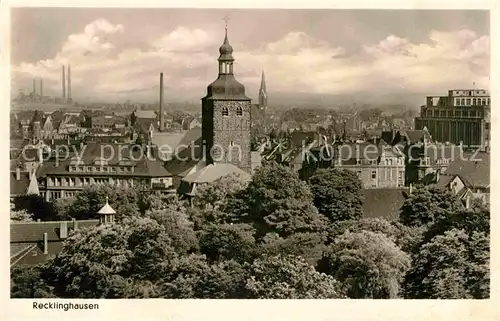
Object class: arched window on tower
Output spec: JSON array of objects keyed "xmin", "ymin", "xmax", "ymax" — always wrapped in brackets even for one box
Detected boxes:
[
  {"xmin": 222, "ymin": 107, "xmax": 229, "ymax": 116},
  {"xmin": 236, "ymin": 106, "xmax": 243, "ymax": 116}
]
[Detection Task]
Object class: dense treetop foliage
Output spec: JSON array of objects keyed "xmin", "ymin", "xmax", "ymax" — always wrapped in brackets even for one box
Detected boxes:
[{"xmin": 11, "ymin": 164, "xmax": 489, "ymax": 299}]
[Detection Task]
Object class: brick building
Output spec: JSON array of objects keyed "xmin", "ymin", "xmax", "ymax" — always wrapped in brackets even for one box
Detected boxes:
[
  {"xmin": 414, "ymin": 89, "xmax": 490, "ymax": 150},
  {"xmin": 201, "ymin": 27, "xmax": 252, "ymax": 173}
]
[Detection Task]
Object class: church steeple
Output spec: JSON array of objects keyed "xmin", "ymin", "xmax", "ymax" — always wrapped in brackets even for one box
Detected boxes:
[
  {"xmin": 259, "ymin": 70, "xmax": 268, "ymax": 110},
  {"xmin": 218, "ymin": 20, "xmax": 234, "ymax": 75},
  {"xmin": 204, "ymin": 19, "xmax": 248, "ymax": 100}
]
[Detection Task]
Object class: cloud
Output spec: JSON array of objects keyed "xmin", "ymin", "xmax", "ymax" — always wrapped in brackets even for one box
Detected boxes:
[{"xmin": 11, "ymin": 19, "xmax": 490, "ymax": 102}]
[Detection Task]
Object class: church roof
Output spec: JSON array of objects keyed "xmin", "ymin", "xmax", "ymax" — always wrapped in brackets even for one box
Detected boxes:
[
  {"xmin": 204, "ymin": 75, "xmax": 249, "ymax": 100},
  {"xmin": 203, "ymin": 27, "xmax": 249, "ymax": 101}
]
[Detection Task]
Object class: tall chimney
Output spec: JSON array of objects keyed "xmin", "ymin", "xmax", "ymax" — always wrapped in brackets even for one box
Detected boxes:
[
  {"xmin": 40, "ymin": 78, "xmax": 43, "ymax": 97},
  {"xmin": 67, "ymin": 65, "xmax": 72, "ymax": 100},
  {"xmin": 159, "ymin": 73, "xmax": 165, "ymax": 132},
  {"xmin": 62, "ymin": 65, "xmax": 66, "ymax": 101},
  {"xmin": 33, "ymin": 79, "xmax": 36, "ymax": 94},
  {"xmin": 16, "ymin": 167, "xmax": 21, "ymax": 181}
]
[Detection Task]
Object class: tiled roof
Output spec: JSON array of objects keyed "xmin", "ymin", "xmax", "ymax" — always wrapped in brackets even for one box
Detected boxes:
[
  {"xmin": 443, "ymin": 152, "xmax": 490, "ymax": 188},
  {"xmin": 133, "ymin": 110, "xmax": 157, "ymax": 119},
  {"xmin": 406, "ymin": 143, "xmax": 464, "ymax": 164},
  {"xmin": 363, "ymin": 188, "xmax": 409, "ymax": 220},
  {"xmin": 10, "ymin": 220, "xmax": 99, "ymax": 243},
  {"xmin": 182, "ymin": 163, "xmax": 251, "ymax": 184},
  {"xmin": 165, "ymin": 137, "xmax": 203, "ymax": 176},
  {"xmin": 337, "ymin": 143, "xmax": 381, "ymax": 160},
  {"xmin": 151, "ymin": 132, "xmax": 186, "ymax": 152},
  {"xmin": 38, "ymin": 143, "xmax": 171, "ymax": 177},
  {"xmin": 134, "ymin": 158, "xmax": 171, "ymax": 177}
]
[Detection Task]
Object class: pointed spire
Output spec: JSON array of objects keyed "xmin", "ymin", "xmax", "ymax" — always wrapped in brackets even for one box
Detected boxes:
[{"xmin": 260, "ymin": 70, "xmax": 266, "ymax": 92}]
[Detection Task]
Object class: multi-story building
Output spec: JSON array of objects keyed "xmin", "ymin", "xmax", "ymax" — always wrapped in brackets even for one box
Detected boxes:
[
  {"xmin": 415, "ymin": 89, "xmax": 490, "ymax": 150},
  {"xmin": 37, "ymin": 143, "xmax": 173, "ymax": 200},
  {"xmin": 334, "ymin": 142, "xmax": 406, "ymax": 189}
]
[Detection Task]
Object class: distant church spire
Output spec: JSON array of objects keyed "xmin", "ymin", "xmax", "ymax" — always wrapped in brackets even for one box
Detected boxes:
[{"xmin": 259, "ymin": 70, "xmax": 268, "ymax": 111}]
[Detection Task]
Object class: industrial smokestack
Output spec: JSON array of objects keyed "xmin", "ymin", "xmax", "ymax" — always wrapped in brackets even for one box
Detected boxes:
[
  {"xmin": 40, "ymin": 78, "xmax": 43, "ymax": 97},
  {"xmin": 62, "ymin": 65, "xmax": 66, "ymax": 101},
  {"xmin": 159, "ymin": 72, "xmax": 165, "ymax": 132},
  {"xmin": 33, "ymin": 79, "xmax": 36, "ymax": 94},
  {"xmin": 67, "ymin": 65, "xmax": 72, "ymax": 100}
]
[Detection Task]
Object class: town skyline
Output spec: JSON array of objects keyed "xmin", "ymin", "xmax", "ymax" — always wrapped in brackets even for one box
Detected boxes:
[{"xmin": 11, "ymin": 9, "xmax": 489, "ymax": 103}]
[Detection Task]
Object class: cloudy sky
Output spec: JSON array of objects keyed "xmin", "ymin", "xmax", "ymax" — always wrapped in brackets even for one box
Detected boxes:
[{"xmin": 11, "ymin": 9, "xmax": 489, "ymax": 103}]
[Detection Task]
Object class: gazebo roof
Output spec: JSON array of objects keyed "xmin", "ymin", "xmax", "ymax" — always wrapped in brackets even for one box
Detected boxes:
[{"xmin": 97, "ymin": 196, "xmax": 116, "ymax": 215}]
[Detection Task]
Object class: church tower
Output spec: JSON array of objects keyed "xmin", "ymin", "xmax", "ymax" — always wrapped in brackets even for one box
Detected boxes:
[
  {"xmin": 201, "ymin": 23, "xmax": 252, "ymax": 173},
  {"xmin": 258, "ymin": 70, "xmax": 267, "ymax": 112}
]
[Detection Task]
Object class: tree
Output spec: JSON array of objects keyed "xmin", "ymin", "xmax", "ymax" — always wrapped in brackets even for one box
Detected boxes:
[
  {"xmin": 403, "ymin": 229, "xmax": 489, "ymax": 299},
  {"xmin": 10, "ymin": 209, "xmax": 33, "ymax": 222},
  {"xmin": 52, "ymin": 196, "xmax": 76, "ymax": 220},
  {"xmin": 10, "ymin": 264, "xmax": 56, "ymax": 298},
  {"xmin": 47, "ymin": 217, "xmax": 177, "ymax": 298},
  {"xmin": 67, "ymin": 184, "xmax": 143, "ymax": 220},
  {"xmin": 261, "ymin": 232, "xmax": 327, "ymax": 266},
  {"xmin": 308, "ymin": 168, "xmax": 364, "ymax": 222},
  {"xmin": 147, "ymin": 207, "xmax": 199, "ymax": 255},
  {"xmin": 245, "ymin": 162, "xmax": 328, "ymax": 237},
  {"xmin": 318, "ymin": 230, "xmax": 411, "ymax": 299},
  {"xmin": 244, "ymin": 255, "xmax": 344, "ymax": 299},
  {"xmin": 199, "ymin": 223, "xmax": 257, "ymax": 264},
  {"xmin": 192, "ymin": 173, "xmax": 249, "ymax": 213},
  {"xmin": 161, "ymin": 255, "xmax": 247, "ymax": 299},
  {"xmin": 399, "ymin": 186, "xmax": 462, "ymax": 227},
  {"xmin": 12, "ymin": 194, "xmax": 59, "ymax": 221},
  {"xmin": 423, "ymin": 200, "xmax": 490, "ymax": 244}
]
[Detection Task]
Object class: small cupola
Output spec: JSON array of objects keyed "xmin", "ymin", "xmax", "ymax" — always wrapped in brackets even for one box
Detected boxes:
[{"xmin": 97, "ymin": 196, "xmax": 116, "ymax": 224}]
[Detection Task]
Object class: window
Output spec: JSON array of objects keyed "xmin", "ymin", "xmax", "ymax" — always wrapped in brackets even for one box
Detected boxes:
[
  {"xmin": 455, "ymin": 110, "xmax": 461, "ymax": 117},
  {"xmin": 471, "ymin": 110, "xmax": 476, "ymax": 117},
  {"xmin": 456, "ymin": 99, "xmax": 461, "ymax": 106},
  {"xmin": 236, "ymin": 106, "xmax": 243, "ymax": 116},
  {"xmin": 222, "ymin": 107, "xmax": 229, "ymax": 116},
  {"xmin": 461, "ymin": 98, "xmax": 465, "ymax": 105},
  {"xmin": 440, "ymin": 110, "xmax": 446, "ymax": 117},
  {"xmin": 473, "ymin": 98, "xmax": 477, "ymax": 105},
  {"xmin": 487, "ymin": 99, "xmax": 490, "ymax": 105},
  {"xmin": 433, "ymin": 110, "xmax": 439, "ymax": 117},
  {"xmin": 466, "ymin": 99, "xmax": 471, "ymax": 105},
  {"xmin": 447, "ymin": 110, "xmax": 452, "ymax": 117},
  {"xmin": 371, "ymin": 171, "xmax": 377, "ymax": 179}
]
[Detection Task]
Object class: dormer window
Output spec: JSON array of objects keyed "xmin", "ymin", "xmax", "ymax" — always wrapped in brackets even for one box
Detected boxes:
[
  {"xmin": 222, "ymin": 107, "xmax": 229, "ymax": 116},
  {"xmin": 236, "ymin": 106, "xmax": 243, "ymax": 116}
]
